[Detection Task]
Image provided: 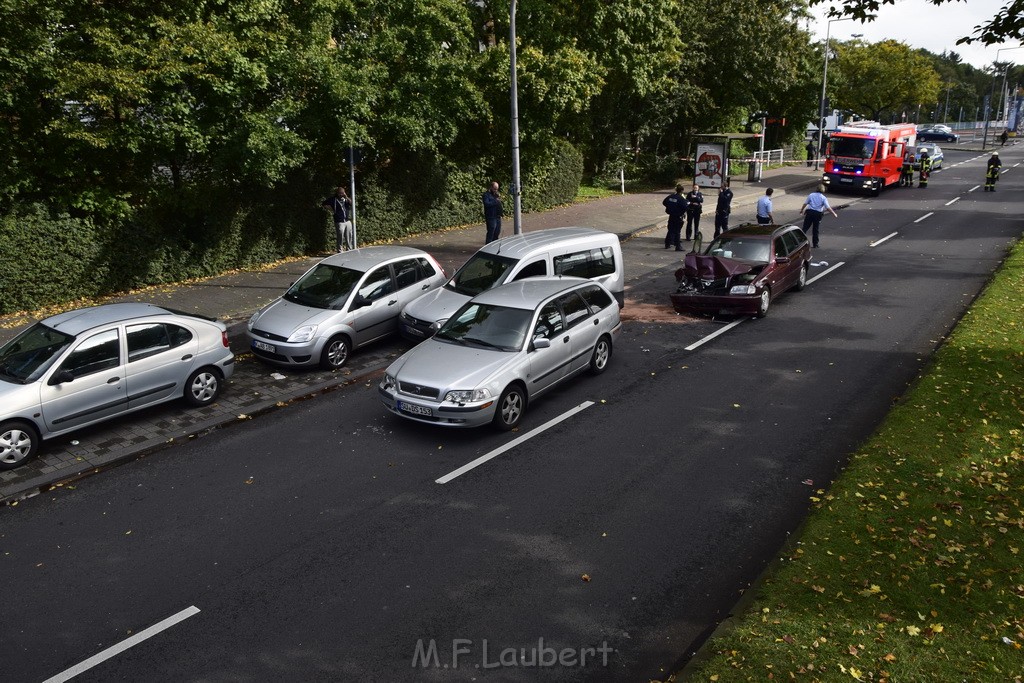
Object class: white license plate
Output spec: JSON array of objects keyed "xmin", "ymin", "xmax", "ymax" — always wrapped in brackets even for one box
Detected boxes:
[
  {"xmin": 397, "ymin": 400, "xmax": 432, "ymax": 417},
  {"xmin": 252, "ymin": 340, "xmax": 277, "ymax": 353},
  {"xmin": 839, "ymin": 178, "xmax": 853, "ymax": 183}
]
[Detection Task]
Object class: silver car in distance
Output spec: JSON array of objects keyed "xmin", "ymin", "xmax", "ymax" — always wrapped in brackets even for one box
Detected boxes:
[
  {"xmin": 0, "ymin": 303, "xmax": 234, "ymax": 470},
  {"xmin": 379, "ymin": 277, "xmax": 621, "ymax": 430}
]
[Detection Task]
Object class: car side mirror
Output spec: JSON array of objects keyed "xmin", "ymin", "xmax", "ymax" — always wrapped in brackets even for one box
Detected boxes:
[
  {"xmin": 350, "ymin": 295, "xmax": 371, "ymax": 310},
  {"xmin": 776, "ymin": 256, "xmax": 790, "ymax": 264},
  {"xmin": 51, "ymin": 369, "xmax": 75, "ymax": 385},
  {"xmin": 532, "ymin": 337, "xmax": 551, "ymax": 350}
]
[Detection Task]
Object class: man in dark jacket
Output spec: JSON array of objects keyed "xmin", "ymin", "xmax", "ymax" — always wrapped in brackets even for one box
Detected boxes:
[
  {"xmin": 662, "ymin": 184, "xmax": 688, "ymax": 251},
  {"xmin": 482, "ymin": 181, "xmax": 503, "ymax": 243},
  {"xmin": 684, "ymin": 184, "xmax": 704, "ymax": 242},
  {"xmin": 714, "ymin": 182, "xmax": 733, "ymax": 238},
  {"xmin": 322, "ymin": 186, "xmax": 354, "ymax": 252}
]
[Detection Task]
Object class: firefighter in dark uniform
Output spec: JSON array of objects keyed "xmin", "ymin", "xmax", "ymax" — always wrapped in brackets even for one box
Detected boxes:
[
  {"xmin": 900, "ymin": 150, "xmax": 915, "ymax": 187},
  {"xmin": 662, "ymin": 184, "xmax": 688, "ymax": 251},
  {"xmin": 918, "ymin": 150, "xmax": 932, "ymax": 188},
  {"xmin": 985, "ymin": 151, "xmax": 1001, "ymax": 191}
]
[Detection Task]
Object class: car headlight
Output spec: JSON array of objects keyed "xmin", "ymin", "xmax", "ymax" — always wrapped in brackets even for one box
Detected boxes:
[
  {"xmin": 729, "ymin": 285, "xmax": 756, "ymax": 295},
  {"xmin": 380, "ymin": 373, "xmax": 396, "ymax": 391},
  {"xmin": 247, "ymin": 310, "xmax": 262, "ymax": 331},
  {"xmin": 430, "ymin": 318, "xmax": 448, "ymax": 332},
  {"xmin": 444, "ymin": 388, "xmax": 491, "ymax": 404},
  {"xmin": 287, "ymin": 325, "xmax": 318, "ymax": 343}
]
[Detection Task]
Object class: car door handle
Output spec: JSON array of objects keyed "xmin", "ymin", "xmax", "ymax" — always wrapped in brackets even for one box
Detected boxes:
[
  {"xmin": 106, "ymin": 376, "xmax": 120, "ymax": 384},
  {"xmin": 181, "ymin": 354, "xmax": 193, "ymax": 361},
  {"xmin": 421, "ymin": 283, "xmax": 430, "ymax": 290},
  {"xmin": 388, "ymin": 300, "xmax": 398, "ymax": 306},
  {"xmin": 593, "ymin": 318, "xmax": 599, "ymax": 326},
  {"xmin": 562, "ymin": 336, "xmax": 570, "ymax": 344}
]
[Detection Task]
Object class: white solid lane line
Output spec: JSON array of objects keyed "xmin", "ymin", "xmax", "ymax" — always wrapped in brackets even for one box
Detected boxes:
[
  {"xmin": 969, "ymin": 185, "xmax": 981, "ymax": 192},
  {"xmin": 684, "ymin": 318, "xmax": 745, "ymax": 352},
  {"xmin": 945, "ymin": 197, "xmax": 960, "ymax": 206},
  {"xmin": 914, "ymin": 212, "xmax": 934, "ymax": 223},
  {"xmin": 435, "ymin": 401, "xmax": 595, "ymax": 484},
  {"xmin": 870, "ymin": 232, "xmax": 899, "ymax": 247},
  {"xmin": 43, "ymin": 606, "xmax": 201, "ymax": 683},
  {"xmin": 805, "ymin": 260, "xmax": 846, "ymax": 286}
]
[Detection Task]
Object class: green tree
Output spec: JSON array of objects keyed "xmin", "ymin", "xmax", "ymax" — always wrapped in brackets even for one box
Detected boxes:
[{"xmin": 830, "ymin": 40, "xmax": 943, "ymax": 122}]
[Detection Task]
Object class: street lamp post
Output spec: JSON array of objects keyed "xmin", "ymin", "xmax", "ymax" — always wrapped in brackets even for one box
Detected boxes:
[
  {"xmin": 986, "ymin": 46, "xmax": 1024, "ymax": 147},
  {"xmin": 509, "ymin": 0, "xmax": 523, "ymax": 235},
  {"xmin": 815, "ymin": 18, "xmax": 855, "ymax": 172}
]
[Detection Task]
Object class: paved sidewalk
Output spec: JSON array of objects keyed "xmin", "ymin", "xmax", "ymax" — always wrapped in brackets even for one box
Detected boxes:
[{"xmin": 0, "ymin": 164, "xmax": 820, "ymax": 502}]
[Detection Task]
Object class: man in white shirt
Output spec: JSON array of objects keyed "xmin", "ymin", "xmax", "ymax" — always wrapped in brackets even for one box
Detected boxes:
[
  {"xmin": 799, "ymin": 184, "xmax": 838, "ymax": 248},
  {"xmin": 755, "ymin": 188, "xmax": 774, "ymax": 225}
]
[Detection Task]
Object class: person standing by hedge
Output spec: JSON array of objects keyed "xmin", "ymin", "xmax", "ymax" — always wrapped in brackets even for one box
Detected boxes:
[
  {"xmin": 322, "ymin": 186, "xmax": 354, "ymax": 252},
  {"xmin": 482, "ymin": 181, "xmax": 503, "ymax": 243}
]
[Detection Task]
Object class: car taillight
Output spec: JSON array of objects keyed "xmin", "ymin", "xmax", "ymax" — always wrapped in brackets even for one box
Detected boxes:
[{"xmin": 222, "ymin": 331, "xmax": 230, "ymax": 348}]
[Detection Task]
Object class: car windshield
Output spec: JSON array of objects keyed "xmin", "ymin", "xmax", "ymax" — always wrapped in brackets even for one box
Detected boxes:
[
  {"xmin": 283, "ymin": 264, "xmax": 361, "ymax": 309},
  {"xmin": 434, "ymin": 303, "xmax": 532, "ymax": 351},
  {"xmin": 704, "ymin": 236, "xmax": 770, "ymax": 263},
  {"xmin": 0, "ymin": 323, "xmax": 75, "ymax": 383},
  {"xmin": 445, "ymin": 253, "xmax": 516, "ymax": 297},
  {"xmin": 830, "ymin": 137, "xmax": 875, "ymax": 159}
]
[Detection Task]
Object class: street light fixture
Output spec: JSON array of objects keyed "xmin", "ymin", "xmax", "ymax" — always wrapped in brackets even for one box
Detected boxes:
[
  {"xmin": 815, "ymin": 18, "xmax": 856, "ymax": 171},
  {"xmin": 509, "ymin": 0, "xmax": 523, "ymax": 235}
]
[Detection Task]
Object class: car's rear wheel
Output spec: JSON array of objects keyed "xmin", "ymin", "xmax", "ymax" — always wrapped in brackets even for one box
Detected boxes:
[
  {"xmin": 589, "ymin": 335, "xmax": 612, "ymax": 375},
  {"xmin": 320, "ymin": 335, "xmax": 351, "ymax": 370},
  {"xmin": 184, "ymin": 367, "xmax": 222, "ymax": 406},
  {"xmin": 493, "ymin": 384, "xmax": 525, "ymax": 431},
  {"xmin": 794, "ymin": 263, "xmax": 808, "ymax": 291},
  {"xmin": 0, "ymin": 420, "xmax": 39, "ymax": 470},
  {"xmin": 757, "ymin": 288, "xmax": 771, "ymax": 317}
]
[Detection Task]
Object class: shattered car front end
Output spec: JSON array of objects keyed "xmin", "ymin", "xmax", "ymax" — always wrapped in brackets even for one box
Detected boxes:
[{"xmin": 670, "ymin": 253, "xmax": 768, "ymax": 316}]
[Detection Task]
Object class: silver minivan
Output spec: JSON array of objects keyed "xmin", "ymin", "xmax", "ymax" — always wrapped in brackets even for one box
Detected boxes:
[{"xmin": 399, "ymin": 228, "xmax": 624, "ymax": 341}]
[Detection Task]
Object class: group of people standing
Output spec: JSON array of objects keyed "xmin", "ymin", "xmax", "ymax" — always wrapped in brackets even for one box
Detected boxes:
[
  {"xmin": 662, "ymin": 182, "xmax": 734, "ymax": 250},
  {"xmin": 899, "ymin": 149, "xmax": 932, "ymax": 188}
]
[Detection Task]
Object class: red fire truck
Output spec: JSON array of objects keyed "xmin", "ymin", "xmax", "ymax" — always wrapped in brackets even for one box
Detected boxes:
[{"xmin": 821, "ymin": 122, "xmax": 917, "ymax": 195}]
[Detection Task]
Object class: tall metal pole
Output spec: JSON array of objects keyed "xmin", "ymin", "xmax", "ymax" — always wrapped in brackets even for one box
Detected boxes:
[
  {"xmin": 348, "ymin": 145, "xmax": 357, "ymax": 248},
  {"xmin": 815, "ymin": 18, "xmax": 852, "ymax": 172},
  {"xmin": 943, "ymin": 83, "xmax": 951, "ymax": 123},
  {"xmin": 509, "ymin": 0, "xmax": 523, "ymax": 235}
]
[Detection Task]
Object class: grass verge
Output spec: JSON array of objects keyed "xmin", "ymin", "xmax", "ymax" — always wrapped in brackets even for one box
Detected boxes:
[{"xmin": 680, "ymin": 239, "xmax": 1024, "ymax": 682}]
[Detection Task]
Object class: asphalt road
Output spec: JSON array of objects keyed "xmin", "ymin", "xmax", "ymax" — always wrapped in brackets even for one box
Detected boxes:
[{"xmin": 1, "ymin": 147, "xmax": 1020, "ymax": 682}]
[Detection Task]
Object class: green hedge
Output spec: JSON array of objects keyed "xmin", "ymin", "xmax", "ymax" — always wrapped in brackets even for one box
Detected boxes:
[{"xmin": 0, "ymin": 142, "xmax": 584, "ymax": 315}]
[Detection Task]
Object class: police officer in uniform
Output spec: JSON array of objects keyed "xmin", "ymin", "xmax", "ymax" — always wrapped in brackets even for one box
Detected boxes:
[
  {"xmin": 985, "ymin": 151, "xmax": 1002, "ymax": 191},
  {"xmin": 684, "ymin": 183, "xmax": 704, "ymax": 242},
  {"xmin": 918, "ymin": 150, "xmax": 932, "ymax": 188},
  {"xmin": 662, "ymin": 184, "xmax": 688, "ymax": 251},
  {"xmin": 714, "ymin": 182, "xmax": 733, "ymax": 238}
]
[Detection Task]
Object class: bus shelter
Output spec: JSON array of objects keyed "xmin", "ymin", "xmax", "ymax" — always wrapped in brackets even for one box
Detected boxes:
[{"xmin": 691, "ymin": 133, "xmax": 762, "ymax": 188}]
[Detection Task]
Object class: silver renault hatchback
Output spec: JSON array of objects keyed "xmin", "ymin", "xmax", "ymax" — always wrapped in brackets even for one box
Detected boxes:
[
  {"xmin": 0, "ymin": 303, "xmax": 234, "ymax": 470},
  {"xmin": 247, "ymin": 246, "xmax": 447, "ymax": 369},
  {"xmin": 379, "ymin": 277, "xmax": 621, "ymax": 430}
]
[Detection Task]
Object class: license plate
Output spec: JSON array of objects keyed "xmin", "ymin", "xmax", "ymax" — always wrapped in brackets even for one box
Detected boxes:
[
  {"xmin": 252, "ymin": 340, "xmax": 277, "ymax": 353},
  {"xmin": 397, "ymin": 400, "xmax": 431, "ymax": 417},
  {"xmin": 839, "ymin": 178, "xmax": 853, "ymax": 183}
]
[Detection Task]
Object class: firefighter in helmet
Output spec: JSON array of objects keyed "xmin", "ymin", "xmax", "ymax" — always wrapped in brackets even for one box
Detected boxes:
[
  {"xmin": 900, "ymin": 150, "xmax": 915, "ymax": 187},
  {"xmin": 985, "ymin": 151, "xmax": 1001, "ymax": 191},
  {"xmin": 918, "ymin": 150, "xmax": 932, "ymax": 188}
]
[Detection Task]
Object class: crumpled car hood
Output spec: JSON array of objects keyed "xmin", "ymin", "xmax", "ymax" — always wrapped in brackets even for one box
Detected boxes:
[{"xmin": 676, "ymin": 253, "xmax": 756, "ymax": 282}]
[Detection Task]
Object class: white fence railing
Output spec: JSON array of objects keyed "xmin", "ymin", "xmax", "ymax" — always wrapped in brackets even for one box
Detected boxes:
[{"xmin": 752, "ymin": 148, "xmax": 785, "ymax": 164}]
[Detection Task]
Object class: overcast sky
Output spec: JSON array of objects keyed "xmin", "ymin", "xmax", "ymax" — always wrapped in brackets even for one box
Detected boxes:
[{"xmin": 807, "ymin": 0, "xmax": 1022, "ymax": 69}]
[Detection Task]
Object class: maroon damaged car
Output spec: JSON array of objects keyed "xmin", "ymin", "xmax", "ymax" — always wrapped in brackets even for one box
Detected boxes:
[{"xmin": 670, "ymin": 224, "xmax": 810, "ymax": 317}]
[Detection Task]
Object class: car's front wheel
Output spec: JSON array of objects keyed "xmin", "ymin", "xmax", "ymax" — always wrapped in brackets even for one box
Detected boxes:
[
  {"xmin": 0, "ymin": 420, "xmax": 39, "ymax": 471},
  {"xmin": 320, "ymin": 335, "xmax": 351, "ymax": 370},
  {"xmin": 589, "ymin": 335, "xmax": 612, "ymax": 375},
  {"xmin": 184, "ymin": 367, "xmax": 222, "ymax": 406},
  {"xmin": 493, "ymin": 384, "xmax": 526, "ymax": 431},
  {"xmin": 757, "ymin": 287, "xmax": 771, "ymax": 317}
]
